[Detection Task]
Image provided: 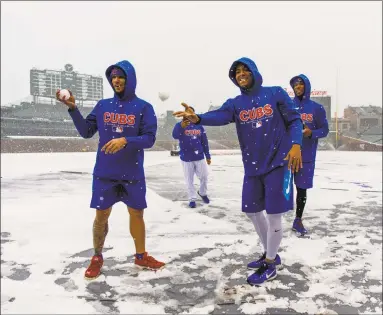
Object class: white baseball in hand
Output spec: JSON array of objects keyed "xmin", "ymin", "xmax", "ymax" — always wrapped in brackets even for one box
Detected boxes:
[{"xmin": 59, "ymin": 89, "xmax": 71, "ymax": 101}]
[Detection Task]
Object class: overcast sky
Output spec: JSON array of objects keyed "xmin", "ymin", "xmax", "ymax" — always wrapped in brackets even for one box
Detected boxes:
[{"xmin": 1, "ymin": 1, "xmax": 382, "ymax": 116}]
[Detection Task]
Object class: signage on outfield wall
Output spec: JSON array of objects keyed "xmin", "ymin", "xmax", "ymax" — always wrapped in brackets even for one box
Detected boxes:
[
  {"xmin": 284, "ymin": 88, "xmax": 328, "ymax": 97},
  {"xmin": 30, "ymin": 64, "xmax": 103, "ymax": 101}
]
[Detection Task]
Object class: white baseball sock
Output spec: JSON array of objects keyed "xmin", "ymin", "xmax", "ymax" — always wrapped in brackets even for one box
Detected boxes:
[
  {"xmin": 266, "ymin": 213, "xmax": 283, "ymax": 261},
  {"xmin": 246, "ymin": 211, "xmax": 268, "ymax": 253}
]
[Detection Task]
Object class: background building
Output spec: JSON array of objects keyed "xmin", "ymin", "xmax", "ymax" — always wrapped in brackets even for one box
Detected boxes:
[
  {"xmin": 2, "ymin": 68, "xmax": 381, "ymax": 152},
  {"xmin": 338, "ymin": 105, "xmax": 382, "ymax": 146}
]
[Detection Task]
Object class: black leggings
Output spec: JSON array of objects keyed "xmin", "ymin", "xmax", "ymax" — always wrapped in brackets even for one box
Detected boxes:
[{"xmin": 296, "ymin": 187, "xmax": 307, "ymax": 219}]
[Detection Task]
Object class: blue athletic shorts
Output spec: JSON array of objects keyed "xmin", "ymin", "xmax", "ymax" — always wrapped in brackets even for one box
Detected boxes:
[
  {"xmin": 90, "ymin": 177, "xmax": 147, "ymax": 210},
  {"xmin": 242, "ymin": 163, "xmax": 293, "ymax": 214},
  {"xmin": 293, "ymin": 162, "xmax": 315, "ymax": 189}
]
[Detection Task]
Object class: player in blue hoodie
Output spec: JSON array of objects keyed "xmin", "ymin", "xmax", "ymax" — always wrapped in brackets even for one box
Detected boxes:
[
  {"xmin": 172, "ymin": 106, "xmax": 211, "ymax": 208},
  {"xmin": 174, "ymin": 57, "xmax": 303, "ymax": 285},
  {"xmin": 56, "ymin": 60, "xmax": 165, "ymax": 279},
  {"xmin": 290, "ymin": 75, "xmax": 329, "ymax": 235}
]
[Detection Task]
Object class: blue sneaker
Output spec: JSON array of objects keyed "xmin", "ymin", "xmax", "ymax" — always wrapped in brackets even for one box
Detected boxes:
[
  {"xmin": 198, "ymin": 191, "xmax": 210, "ymax": 204},
  {"xmin": 247, "ymin": 253, "xmax": 282, "ymax": 270},
  {"xmin": 189, "ymin": 201, "xmax": 196, "ymax": 208},
  {"xmin": 247, "ymin": 261, "xmax": 277, "ymax": 285},
  {"xmin": 292, "ymin": 217, "xmax": 308, "ymax": 235}
]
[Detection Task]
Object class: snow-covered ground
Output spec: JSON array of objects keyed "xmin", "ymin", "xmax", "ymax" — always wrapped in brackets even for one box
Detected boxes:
[{"xmin": 1, "ymin": 150, "xmax": 382, "ymax": 314}]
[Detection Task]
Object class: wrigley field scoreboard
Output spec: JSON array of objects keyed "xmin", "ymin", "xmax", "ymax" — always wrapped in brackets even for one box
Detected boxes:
[{"xmin": 30, "ymin": 64, "xmax": 103, "ymax": 101}]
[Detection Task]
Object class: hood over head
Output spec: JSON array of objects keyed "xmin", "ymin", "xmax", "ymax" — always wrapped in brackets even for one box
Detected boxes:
[
  {"xmin": 290, "ymin": 74, "xmax": 311, "ymax": 100},
  {"xmin": 105, "ymin": 60, "xmax": 137, "ymax": 100},
  {"xmin": 229, "ymin": 57, "xmax": 263, "ymax": 94}
]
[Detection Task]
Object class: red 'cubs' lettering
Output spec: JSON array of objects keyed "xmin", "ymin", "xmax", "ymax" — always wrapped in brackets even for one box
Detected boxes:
[
  {"xmin": 263, "ymin": 104, "xmax": 273, "ymax": 116},
  {"xmin": 301, "ymin": 113, "xmax": 313, "ymax": 122},
  {"xmin": 103, "ymin": 112, "xmax": 136, "ymax": 125},
  {"xmin": 110, "ymin": 113, "xmax": 118, "ymax": 123},
  {"xmin": 239, "ymin": 104, "xmax": 274, "ymax": 122},
  {"xmin": 256, "ymin": 107, "xmax": 264, "ymax": 119},
  {"xmin": 119, "ymin": 114, "xmax": 128, "ymax": 125},
  {"xmin": 104, "ymin": 112, "xmax": 111, "ymax": 123},
  {"xmin": 239, "ymin": 111, "xmax": 249, "ymax": 121},
  {"xmin": 127, "ymin": 115, "xmax": 135, "ymax": 125},
  {"xmin": 184, "ymin": 129, "xmax": 201, "ymax": 136}
]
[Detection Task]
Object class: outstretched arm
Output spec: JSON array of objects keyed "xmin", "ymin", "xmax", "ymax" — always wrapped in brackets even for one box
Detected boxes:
[
  {"xmin": 57, "ymin": 89, "xmax": 99, "ymax": 139},
  {"xmin": 196, "ymin": 100, "xmax": 235, "ymax": 126},
  {"xmin": 173, "ymin": 101, "xmax": 235, "ymax": 126},
  {"xmin": 68, "ymin": 106, "xmax": 99, "ymax": 139}
]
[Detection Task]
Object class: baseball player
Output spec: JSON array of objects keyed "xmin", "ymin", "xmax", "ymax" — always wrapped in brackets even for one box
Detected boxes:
[
  {"xmin": 172, "ymin": 106, "xmax": 211, "ymax": 208},
  {"xmin": 290, "ymin": 74, "xmax": 329, "ymax": 235},
  {"xmin": 57, "ymin": 60, "xmax": 165, "ymax": 279},
  {"xmin": 174, "ymin": 57, "xmax": 303, "ymax": 285}
]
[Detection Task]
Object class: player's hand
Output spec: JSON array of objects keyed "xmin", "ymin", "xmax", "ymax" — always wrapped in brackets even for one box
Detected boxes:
[
  {"xmin": 206, "ymin": 159, "xmax": 211, "ymax": 165},
  {"xmin": 101, "ymin": 138, "xmax": 127, "ymax": 154},
  {"xmin": 303, "ymin": 125, "xmax": 312, "ymax": 138},
  {"xmin": 173, "ymin": 103, "xmax": 199, "ymax": 123},
  {"xmin": 284, "ymin": 144, "xmax": 302, "ymax": 173},
  {"xmin": 56, "ymin": 89, "xmax": 76, "ymax": 110},
  {"xmin": 181, "ymin": 120, "xmax": 190, "ymax": 128}
]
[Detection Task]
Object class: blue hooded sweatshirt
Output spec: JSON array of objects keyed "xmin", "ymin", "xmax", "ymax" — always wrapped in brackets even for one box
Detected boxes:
[
  {"xmin": 68, "ymin": 60, "xmax": 157, "ymax": 180},
  {"xmin": 172, "ymin": 122, "xmax": 211, "ymax": 162},
  {"xmin": 290, "ymin": 74, "xmax": 329, "ymax": 162},
  {"xmin": 196, "ymin": 57, "xmax": 303, "ymax": 176}
]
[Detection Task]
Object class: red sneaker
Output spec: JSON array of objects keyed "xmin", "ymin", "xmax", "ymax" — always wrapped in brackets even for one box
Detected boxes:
[
  {"xmin": 84, "ymin": 255, "xmax": 103, "ymax": 279},
  {"xmin": 134, "ymin": 252, "xmax": 165, "ymax": 270}
]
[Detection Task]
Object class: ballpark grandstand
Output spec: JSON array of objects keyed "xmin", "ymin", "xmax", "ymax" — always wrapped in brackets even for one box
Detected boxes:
[{"xmin": 1, "ymin": 64, "xmax": 381, "ymax": 153}]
